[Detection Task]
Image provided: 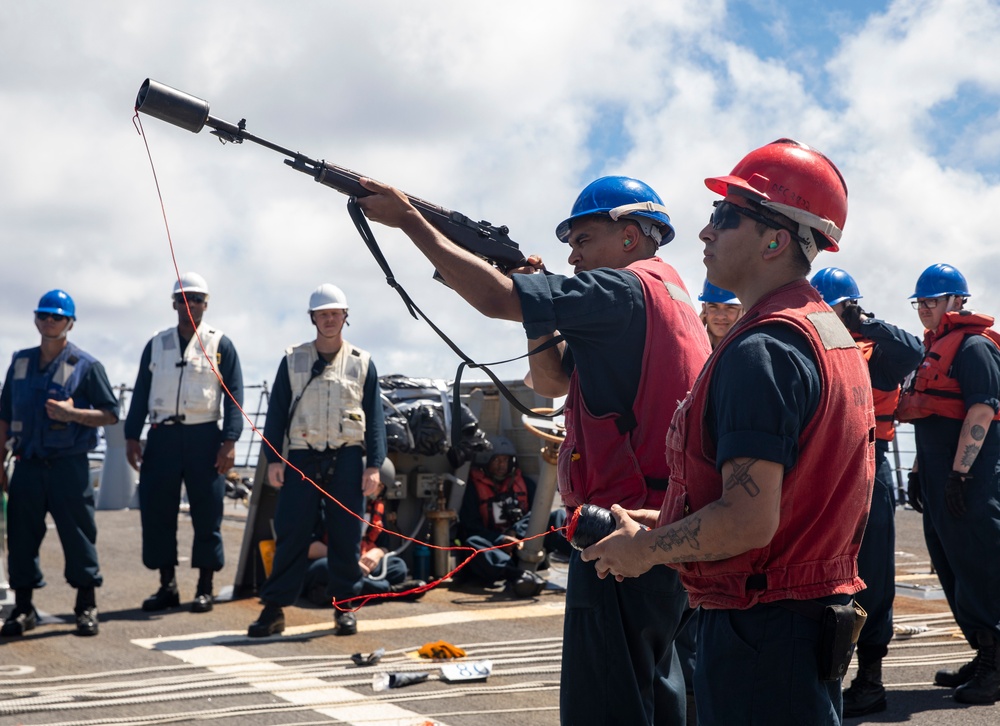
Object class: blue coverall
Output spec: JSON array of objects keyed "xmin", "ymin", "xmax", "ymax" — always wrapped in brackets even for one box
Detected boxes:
[
  {"xmin": 259, "ymin": 353, "xmax": 386, "ymax": 606},
  {"xmin": 1, "ymin": 343, "xmax": 118, "ymax": 591}
]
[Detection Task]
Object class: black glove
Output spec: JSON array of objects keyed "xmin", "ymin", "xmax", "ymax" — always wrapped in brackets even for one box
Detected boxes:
[
  {"xmin": 945, "ymin": 471, "xmax": 970, "ymax": 518},
  {"xmin": 907, "ymin": 471, "xmax": 923, "ymax": 513},
  {"xmin": 839, "ymin": 304, "xmax": 868, "ymax": 334}
]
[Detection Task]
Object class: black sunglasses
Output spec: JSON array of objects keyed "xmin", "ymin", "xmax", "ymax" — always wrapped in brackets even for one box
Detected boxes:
[
  {"xmin": 36, "ymin": 312, "xmax": 68, "ymax": 322},
  {"xmin": 174, "ymin": 294, "xmax": 207, "ymax": 304},
  {"xmin": 710, "ymin": 200, "xmax": 796, "ymax": 235}
]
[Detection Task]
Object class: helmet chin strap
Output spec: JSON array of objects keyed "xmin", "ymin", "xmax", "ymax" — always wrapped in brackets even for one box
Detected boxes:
[{"xmin": 795, "ymin": 225, "xmax": 819, "ymax": 263}]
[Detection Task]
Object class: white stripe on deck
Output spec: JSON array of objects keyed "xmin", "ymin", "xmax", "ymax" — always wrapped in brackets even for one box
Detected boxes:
[
  {"xmin": 132, "ymin": 643, "xmax": 438, "ymax": 726},
  {"xmin": 131, "ymin": 602, "xmax": 564, "ymax": 725}
]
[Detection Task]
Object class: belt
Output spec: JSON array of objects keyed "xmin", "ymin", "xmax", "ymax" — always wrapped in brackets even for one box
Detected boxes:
[{"xmin": 152, "ymin": 415, "xmax": 186, "ymax": 427}]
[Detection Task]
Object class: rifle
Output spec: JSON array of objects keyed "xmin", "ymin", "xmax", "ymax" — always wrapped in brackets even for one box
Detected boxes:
[{"xmin": 134, "ymin": 79, "xmax": 526, "ymax": 273}]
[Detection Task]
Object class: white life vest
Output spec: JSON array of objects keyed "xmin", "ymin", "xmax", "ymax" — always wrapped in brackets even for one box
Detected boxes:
[
  {"xmin": 147, "ymin": 323, "xmax": 225, "ymax": 425},
  {"xmin": 285, "ymin": 339, "xmax": 370, "ymax": 451}
]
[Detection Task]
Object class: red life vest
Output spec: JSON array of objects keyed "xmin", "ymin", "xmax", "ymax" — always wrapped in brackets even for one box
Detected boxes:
[
  {"xmin": 658, "ymin": 280, "xmax": 874, "ymax": 609},
  {"xmin": 469, "ymin": 467, "xmax": 531, "ymax": 530},
  {"xmin": 896, "ymin": 310, "xmax": 1000, "ymax": 423},
  {"xmin": 557, "ymin": 258, "xmax": 711, "ymax": 511},
  {"xmin": 855, "ymin": 337, "xmax": 901, "ymax": 442}
]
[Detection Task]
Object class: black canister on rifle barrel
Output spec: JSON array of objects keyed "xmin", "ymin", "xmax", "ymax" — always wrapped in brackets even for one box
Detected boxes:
[
  {"xmin": 567, "ymin": 504, "xmax": 616, "ymax": 551},
  {"xmin": 136, "ymin": 79, "xmax": 211, "ymax": 133}
]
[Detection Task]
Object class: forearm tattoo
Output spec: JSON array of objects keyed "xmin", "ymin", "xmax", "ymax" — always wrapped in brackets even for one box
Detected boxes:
[
  {"xmin": 652, "ymin": 516, "xmax": 702, "ymax": 554},
  {"xmin": 649, "ymin": 514, "xmax": 734, "ymax": 562},
  {"xmin": 725, "ymin": 458, "xmax": 761, "ymax": 497},
  {"xmin": 960, "ymin": 444, "xmax": 980, "ymax": 468},
  {"xmin": 971, "ymin": 425, "xmax": 986, "ymax": 441}
]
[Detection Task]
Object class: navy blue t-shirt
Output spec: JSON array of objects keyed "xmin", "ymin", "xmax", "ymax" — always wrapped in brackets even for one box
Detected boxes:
[
  {"xmin": 859, "ymin": 318, "xmax": 923, "ymax": 392},
  {"xmin": 707, "ymin": 324, "xmax": 822, "ymax": 472},
  {"xmin": 513, "ymin": 268, "xmax": 646, "ymax": 417}
]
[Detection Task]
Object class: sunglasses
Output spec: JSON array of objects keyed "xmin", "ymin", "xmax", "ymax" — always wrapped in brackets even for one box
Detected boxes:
[
  {"xmin": 35, "ymin": 312, "xmax": 68, "ymax": 322},
  {"xmin": 174, "ymin": 294, "xmax": 207, "ymax": 304},
  {"xmin": 911, "ymin": 298, "xmax": 943, "ymax": 310},
  {"xmin": 710, "ymin": 200, "xmax": 795, "ymax": 235}
]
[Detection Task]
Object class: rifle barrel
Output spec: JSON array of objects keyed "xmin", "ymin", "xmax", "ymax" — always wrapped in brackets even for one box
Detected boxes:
[{"xmin": 135, "ymin": 78, "xmax": 525, "ymax": 271}]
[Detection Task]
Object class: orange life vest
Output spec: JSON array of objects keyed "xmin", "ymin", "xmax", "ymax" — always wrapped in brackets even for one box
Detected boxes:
[
  {"xmin": 896, "ymin": 310, "xmax": 1000, "ymax": 423},
  {"xmin": 469, "ymin": 467, "xmax": 531, "ymax": 531},
  {"xmin": 855, "ymin": 337, "xmax": 902, "ymax": 442}
]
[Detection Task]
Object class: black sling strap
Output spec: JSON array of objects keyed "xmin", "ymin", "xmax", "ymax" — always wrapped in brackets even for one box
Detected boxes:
[{"xmin": 346, "ymin": 198, "xmax": 564, "ymax": 453}]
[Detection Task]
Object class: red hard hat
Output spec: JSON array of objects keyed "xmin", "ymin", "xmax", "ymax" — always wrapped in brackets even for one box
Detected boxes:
[{"xmin": 705, "ymin": 139, "xmax": 848, "ymax": 257}]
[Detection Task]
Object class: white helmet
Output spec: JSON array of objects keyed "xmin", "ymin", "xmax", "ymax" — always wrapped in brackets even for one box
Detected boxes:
[
  {"xmin": 172, "ymin": 272, "xmax": 210, "ymax": 297},
  {"xmin": 309, "ymin": 283, "xmax": 348, "ymax": 311}
]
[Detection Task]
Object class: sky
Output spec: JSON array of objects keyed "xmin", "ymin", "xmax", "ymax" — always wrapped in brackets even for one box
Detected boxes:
[{"xmin": 2, "ymin": 0, "xmax": 1000, "ymax": 406}]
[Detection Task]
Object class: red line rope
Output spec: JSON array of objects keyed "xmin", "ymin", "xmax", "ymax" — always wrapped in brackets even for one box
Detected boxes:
[{"xmin": 133, "ymin": 111, "xmax": 567, "ymax": 610}]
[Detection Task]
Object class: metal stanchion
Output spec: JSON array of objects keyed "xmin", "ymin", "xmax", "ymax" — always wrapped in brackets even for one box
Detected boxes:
[{"xmin": 517, "ymin": 408, "xmax": 564, "ymax": 573}]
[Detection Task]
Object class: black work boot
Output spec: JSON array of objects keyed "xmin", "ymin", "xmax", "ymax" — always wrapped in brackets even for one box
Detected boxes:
[
  {"xmin": 936, "ymin": 651, "xmax": 981, "ymax": 687},
  {"xmin": 248, "ymin": 603, "xmax": 285, "ymax": 638},
  {"xmin": 335, "ymin": 610, "xmax": 357, "ymax": 636},
  {"xmin": 843, "ymin": 650, "xmax": 887, "ymax": 717},
  {"xmin": 1, "ymin": 589, "xmax": 38, "ymax": 637},
  {"xmin": 143, "ymin": 568, "xmax": 180, "ymax": 612},
  {"xmin": 509, "ymin": 569, "xmax": 545, "ymax": 599},
  {"xmin": 74, "ymin": 586, "xmax": 99, "ymax": 636},
  {"xmin": 192, "ymin": 569, "xmax": 214, "ymax": 613},
  {"xmin": 955, "ymin": 633, "xmax": 1000, "ymax": 705}
]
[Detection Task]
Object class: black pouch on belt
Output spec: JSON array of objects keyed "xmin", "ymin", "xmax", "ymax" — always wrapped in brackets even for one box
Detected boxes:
[{"xmin": 776, "ymin": 599, "xmax": 867, "ymax": 681}]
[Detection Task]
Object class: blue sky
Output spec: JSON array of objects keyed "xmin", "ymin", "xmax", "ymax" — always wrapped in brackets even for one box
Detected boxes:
[{"xmin": 1, "ymin": 0, "xmax": 999, "ymax": 396}]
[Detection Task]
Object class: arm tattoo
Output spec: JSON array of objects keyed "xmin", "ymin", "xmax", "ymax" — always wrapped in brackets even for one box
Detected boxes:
[
  {"xmin": 961, "ymin": 444, "xmax": 980, "ymax": 468},
  {"xmin": 971, "ymin": 425, "xmax": 986, "ymax": 442},
  {"xmin": 652, "ymin": 516, "xmax": 703, "ymax": 553},
  {"xmin": 725, "ymin": 459, "xmax": 761, "ymax": 497}
]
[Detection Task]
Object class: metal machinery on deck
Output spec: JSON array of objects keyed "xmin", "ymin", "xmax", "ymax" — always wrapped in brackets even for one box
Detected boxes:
[{"xmin": 232, "ymin": 379, "xmax": 562, "ymax": 596}]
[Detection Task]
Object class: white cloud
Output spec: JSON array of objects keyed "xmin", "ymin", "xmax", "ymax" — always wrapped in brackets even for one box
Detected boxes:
[{"xmin": 1, "ymin": 0, "xmax": 998, "ymax": 410}]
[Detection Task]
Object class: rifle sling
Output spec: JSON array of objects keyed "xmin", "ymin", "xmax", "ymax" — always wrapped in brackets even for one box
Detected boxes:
[{"xmin": 346, "ymin": 198, "xmax": 564, "ymax": 454}]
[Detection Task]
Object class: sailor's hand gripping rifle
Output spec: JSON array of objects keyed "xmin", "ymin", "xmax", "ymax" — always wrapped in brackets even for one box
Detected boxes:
[{"xmin": 135, "ymin": 79, "xmax": 525, "ymax": 273}]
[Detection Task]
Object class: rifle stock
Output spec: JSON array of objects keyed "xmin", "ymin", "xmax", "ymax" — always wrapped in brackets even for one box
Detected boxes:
[{"xmin": 135, "ymin": 78, "xmax": 525, "ymax": 272}]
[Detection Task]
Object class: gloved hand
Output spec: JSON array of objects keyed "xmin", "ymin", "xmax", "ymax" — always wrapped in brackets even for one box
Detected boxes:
[
  {"xmin": 418, "ymin": 640, "xmax": 467, "ymax": 660},
  {"xmin": 839, "ymin": 304, "xmax": 869, "ymax": 334},
  {"xmin": 907, "ymin": 471, "xmax": 923, "ymax": 513},
  {"xmin": 945, "ymin": 471, "xmax": 970, "ymax": 517}
]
